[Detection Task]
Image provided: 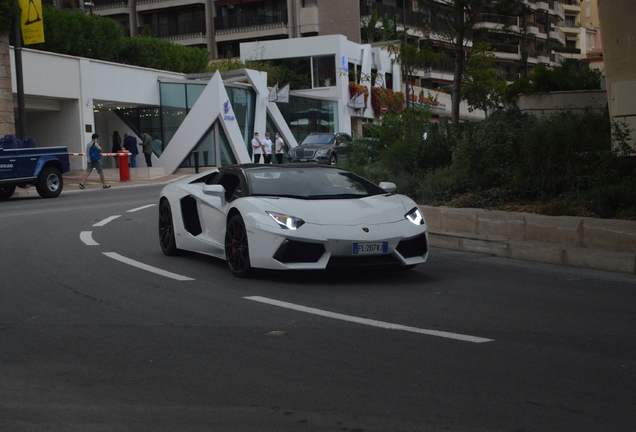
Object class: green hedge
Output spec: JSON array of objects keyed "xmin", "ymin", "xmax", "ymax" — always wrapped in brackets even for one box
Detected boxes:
[
  {"xmin": 345, "ymin": 108, "xmax": 635, "ymax": 219},
  {"xmin": 28, "ymin": 6, "xmax": 209, "ymax": 74}
]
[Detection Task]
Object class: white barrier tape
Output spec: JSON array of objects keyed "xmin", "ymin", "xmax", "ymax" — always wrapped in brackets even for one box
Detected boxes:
[{"xmin": 68, "ymin": 153, "xmax": 130, "ymax": 156}]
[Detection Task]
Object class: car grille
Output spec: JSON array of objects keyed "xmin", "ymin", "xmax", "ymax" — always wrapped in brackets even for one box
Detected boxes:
[
  {"xmin": 294, "ymin": 148, "xmax": 316, "ymax": 159},
  {"xmin": 273, "ymin": 240, "xmax": 325, "ymax": 263},
  {"xmin": 327, "ymin": 255, "xmax": 401, "ymax": 268},
  {"xmin": 395, "ymin": 233, "xmax": 428, "ymax": 258}
]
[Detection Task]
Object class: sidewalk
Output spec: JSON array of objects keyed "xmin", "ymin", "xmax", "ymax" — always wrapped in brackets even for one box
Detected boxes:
[{"xmin": 13, "ymin": 168, "xmax": 189, "ymax": 197}]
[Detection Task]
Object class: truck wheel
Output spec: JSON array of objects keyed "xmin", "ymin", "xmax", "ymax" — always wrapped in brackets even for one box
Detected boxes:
[
  {"xmin": 0, "ymin": 185, "xmax": 16, "ymax": 200},
  {"xmin": 36, "ymin": 167, "xmax": 63, "ymax": 198}
]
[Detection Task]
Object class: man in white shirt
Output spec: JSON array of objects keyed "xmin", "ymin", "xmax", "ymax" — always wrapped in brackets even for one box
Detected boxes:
[
  {"xmin": 251, "ymin": 132, "xmax": 263, "ymax": 163},
  {"xmin": 261, "ymin": 132, "xmax": 273, "ymax": 164},
  {"xmin": 274, "ymin": 132, "xmax": 285, "ymax": 164}
]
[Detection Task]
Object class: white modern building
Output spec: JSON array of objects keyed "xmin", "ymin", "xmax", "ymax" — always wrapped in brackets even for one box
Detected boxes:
[{"xmin": 10, "ymin": 34, "xmax": 432, "ymax": 173}]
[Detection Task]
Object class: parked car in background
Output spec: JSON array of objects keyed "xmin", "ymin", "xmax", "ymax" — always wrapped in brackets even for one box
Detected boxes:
[
  {"xmin": 0, "ymin": 135, "xmax": 70, "ymax": 200},
  {"xmin": 286, "ymin": 132, "xmax": 352, "ymax": 165}
]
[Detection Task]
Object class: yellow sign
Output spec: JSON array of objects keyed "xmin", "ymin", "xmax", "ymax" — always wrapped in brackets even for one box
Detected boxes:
[{"xmin": 19, "ymin": 0, "xmax": 45, "ymax": 45}]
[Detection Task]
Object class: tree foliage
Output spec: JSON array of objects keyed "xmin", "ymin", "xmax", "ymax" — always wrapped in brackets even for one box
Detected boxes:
[
  {"xmin": 32, "ymin": 5, "xmax": 124, "ymax": 61},
  {"xmin": 419, "ymin": 0, "xmax": 522, "ymax": 124},
  {"xmin": 461, "ymin": 42, "xmax": 507, "ymax": 116},
  {"xmin": 28, "ymin": 5, "xmax": 209, "ymax": 74},
  {"xmin": 0, "ymin": 0, "xmax": 16, "ymax": 33}
]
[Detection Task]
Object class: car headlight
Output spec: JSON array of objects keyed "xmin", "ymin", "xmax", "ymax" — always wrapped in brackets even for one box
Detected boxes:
[
  {"xmin": 267, "ymin": 211, "xmax": 305, "ymax": 230},
  {"xmin": 288, "ymin": 150, "xmax": 296, "ymax": 157},
  {"xmin": 315, "ymin": 149, "xmax": 328, "ymax": 157},
  {"xmin": 405, "ymin": 207, "xmax": 425, "ymax": 225}
]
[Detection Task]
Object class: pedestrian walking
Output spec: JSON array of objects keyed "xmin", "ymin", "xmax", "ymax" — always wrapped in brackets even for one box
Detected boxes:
[{"xmin": 79, "ymin": 134, "xmax": 111, "ymax": 189}]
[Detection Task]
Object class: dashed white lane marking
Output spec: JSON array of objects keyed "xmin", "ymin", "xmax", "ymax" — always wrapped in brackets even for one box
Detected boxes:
[
  {"xmin": 93, "ymin": 215, "xmax": 121, "ymax": 227},
  {"xmin": 103, "ymin": 252, "xmax": 194, "ymax": 281},
  {"xmin": 80, "ymin": 231, "xmax": 99, "ymax": 246},
  {"xmin": 127, "ymin": 204, "xmax": 157, "ymax": 213},
  {"xmin": 244, "ymin": 296, "xmax": 494, "ymax": 343}
]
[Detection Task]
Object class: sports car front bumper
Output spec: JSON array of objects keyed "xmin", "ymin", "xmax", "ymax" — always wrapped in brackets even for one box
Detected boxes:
[{"xmin": 246, "ymin": 214, "xmax": 429, "ymax": 270}]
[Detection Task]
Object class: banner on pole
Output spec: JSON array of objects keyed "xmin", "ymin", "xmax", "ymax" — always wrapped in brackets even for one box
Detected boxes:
[{"xmin": 19, "ymin": 0, "xmax": 45, "ymax": 45}]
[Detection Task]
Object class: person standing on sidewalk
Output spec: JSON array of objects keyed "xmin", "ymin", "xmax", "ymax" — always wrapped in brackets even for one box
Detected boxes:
[
  {"xmin": 261, "ymin": 132, "xmax": 273, "ymax": 164},
  {"xmin": 140, "ymin": 131, "xmax": 153, "ymax": 167},
  {"xmin": 112, "ymin": 131, "xmax": 122, "ymax": 168},
  {"xmin": 79, "ymin": 134, "xmax": 111, "ymax": 190},
  {"xmin": 252, "ymin": 132, "xmax": 263, "ymax": 163},
  {"xmin": 123, "ymin": 132, "xmax": 138, "ymax": 168},
  {"xmin": 274, "ymin": 131, "xmax": 285, "ymax": 164}
]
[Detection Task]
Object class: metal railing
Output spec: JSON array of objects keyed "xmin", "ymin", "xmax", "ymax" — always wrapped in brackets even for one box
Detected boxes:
[
  {"xmin": 94, "ymin": 0, "xmax": 128, "ymax": 7},
  {"xmin": 360, "ymin": 1, "xmax": 428, "ymax": 30},
  {"xmin": 214, "ymin": 9, "xmax": 287, "ymax": 30},
  {"xmin": 475, "ymin": 13, "xmax": 518, "ymax": 27},
  {"xmin": 142, "ymin": 19, "xmax": 206, "ymax": 38}
]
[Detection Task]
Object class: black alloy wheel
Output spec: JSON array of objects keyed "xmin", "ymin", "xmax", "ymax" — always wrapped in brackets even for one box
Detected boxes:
[
  {"xmin": 225, "ymin": 214, "xmax": 252, "ymax": 278},
  {"xmin": 159, "ymin": 200, "xmax": 179, "ymax": 255}
]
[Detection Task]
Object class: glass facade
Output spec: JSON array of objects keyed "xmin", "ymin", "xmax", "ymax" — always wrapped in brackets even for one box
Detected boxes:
[
  {"xmin": 121, "ymin": 79, "xmax": 338, "ymax": 168},
  {"xmin": 277, "ymin": 96, "xmax": 338, "ymax": 144}
]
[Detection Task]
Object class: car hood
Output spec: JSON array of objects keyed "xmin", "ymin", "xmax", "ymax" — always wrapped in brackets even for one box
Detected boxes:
[
  {"xmin": 296, "ymin": 144, "xmax": 332, "ymax": 150},
  {"xmin": 255, "ymin": 194, "xmax": 409, "ymax": 225}
]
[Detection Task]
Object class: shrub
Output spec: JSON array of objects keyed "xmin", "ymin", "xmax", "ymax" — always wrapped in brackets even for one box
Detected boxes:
[
  {"xmin": 118, "ymin": 36, "xmax": 209, "ymax": 74},
  {"xmin": 34, "ymin": 6, "xmax": 124, "ymax": 61}
]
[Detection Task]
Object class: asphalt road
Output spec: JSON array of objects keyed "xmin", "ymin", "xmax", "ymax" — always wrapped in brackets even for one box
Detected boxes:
[{"xmin": 1, "ymin": 185, "xmax": 635, "ymax": 432}]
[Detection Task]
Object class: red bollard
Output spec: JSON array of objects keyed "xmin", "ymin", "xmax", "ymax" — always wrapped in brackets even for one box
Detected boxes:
[{"xmin": 119, "ymin": 150, "xmax": 130, "ymax": 181}]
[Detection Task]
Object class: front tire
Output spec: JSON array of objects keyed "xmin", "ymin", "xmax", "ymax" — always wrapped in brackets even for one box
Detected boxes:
[
  {"xmin": 0, "ymin": 185, "xmax": 16, "ymax": 200},
  {"xmin": 159, "ymin": 200, "xmax": 179, "ymax": 256},
  {"xmin": 36, "ymin": 167, "xmax": 63, "ymax": 198},
  {"xmin": 225, "ymin": 214, "xmax": 252, "ymax": 278}
]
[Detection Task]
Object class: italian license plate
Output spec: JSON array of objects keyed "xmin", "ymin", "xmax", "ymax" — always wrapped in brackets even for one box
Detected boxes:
[
  {"xmin": 353, "ymin": 242, "xmax": 388, "ymax": 255},
  {"xmin": 300, "ymin": 158, "xmax": 308, "ymax": 161}
]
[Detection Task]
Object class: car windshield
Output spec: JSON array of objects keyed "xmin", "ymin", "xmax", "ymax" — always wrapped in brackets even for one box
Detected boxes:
[
  {"xmin": 300, "ymin": 134, "xmax": 334, "ymax": 145},
  {"xmin": 247, "ymin": 167, "xmax": 387, "ymax": 199}
]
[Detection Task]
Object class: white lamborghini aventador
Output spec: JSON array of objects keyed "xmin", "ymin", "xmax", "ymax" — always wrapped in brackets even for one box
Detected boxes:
[{"xmin": 158, "ymin": 164, "xmax": 429, "ymax": 277}]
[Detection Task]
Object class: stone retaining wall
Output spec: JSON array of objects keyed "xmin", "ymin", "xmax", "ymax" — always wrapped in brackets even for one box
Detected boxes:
[{"xmin": 421, "ymin": 206, "xmax": 636, "ymax": 274}]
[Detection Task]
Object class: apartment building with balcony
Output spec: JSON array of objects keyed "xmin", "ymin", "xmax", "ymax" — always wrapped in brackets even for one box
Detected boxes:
[
  {"xmin": 473, "ymin": 0, "xmax": 566, "ymax": 82},
  {"xmin": 91, "ymin": 0, "xmax": 363, "ymax": 59}
]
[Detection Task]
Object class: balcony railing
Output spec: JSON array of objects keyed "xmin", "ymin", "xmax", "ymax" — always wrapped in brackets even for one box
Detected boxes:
[
  {"xmin": 475, "ymin": 13, "xmax": 518, "ymax": 27},
  {"xmin": 424, "ymin": 58, "xmax": 457, "ymax": 74},
  {"xmin": 214, "ymin": 9, "xmax": 287, "ymax": 30},
  {"xmin": 142, "ymin": 19, "xmax": 206, "ymax": 38},
  {"xmin": 94, "ymin": 0, "xmax": 128, "ymax": 7},
  {"xmin": 491, "ymin": 43, "xmax": 520, "ymax": 54},
  {"xmin": 360, "ymin": 1, "xmax": 428, "ymax": 31}
]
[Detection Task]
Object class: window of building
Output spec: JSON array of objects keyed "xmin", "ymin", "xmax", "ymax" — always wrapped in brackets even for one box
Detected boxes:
[
  {"xmin": 565, "ymin": 15, "xmax": 576, "ymax": 27},
  {"xmin": 276, "ymin": 96, "xmax": 337, "ymax": 143},
  {"xmin": 302, "ymin": 0, "xmax": 317, "ymax": 6},
  {"xmin": 585, "ymin": 8, "xmax": 591, "ymax": 18},
  {"xmin": 312, "ymin": 55, "xmax": 336, "ymax": 88}
]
